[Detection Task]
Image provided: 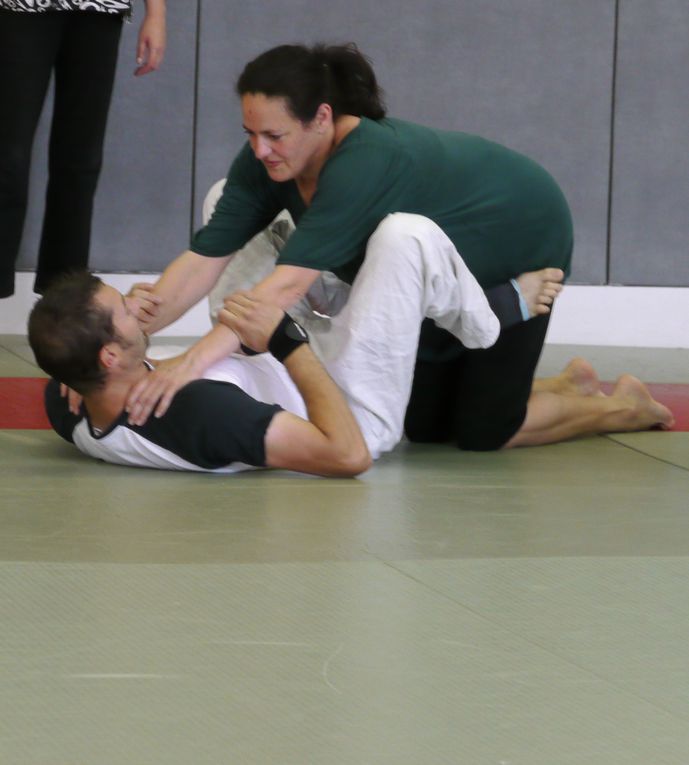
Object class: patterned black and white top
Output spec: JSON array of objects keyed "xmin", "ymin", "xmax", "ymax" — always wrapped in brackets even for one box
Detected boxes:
[{"xmin": 0, "ymin": 0, "xmax": 131, "ymax": 13}]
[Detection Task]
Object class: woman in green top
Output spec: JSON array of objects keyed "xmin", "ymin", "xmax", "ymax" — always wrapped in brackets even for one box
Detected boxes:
[{"xmin": 125, "ymin": 43, "xmax": 672, "ymax": 448}]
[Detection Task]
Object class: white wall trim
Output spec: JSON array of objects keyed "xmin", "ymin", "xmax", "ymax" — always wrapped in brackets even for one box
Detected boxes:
[
  {"xmin": 2, "ymin": 273, "xmax": 688, "ymax": 348},
  {"xmin": 543, "ymin": 285, "xmax": 688, "ymax": 348}
]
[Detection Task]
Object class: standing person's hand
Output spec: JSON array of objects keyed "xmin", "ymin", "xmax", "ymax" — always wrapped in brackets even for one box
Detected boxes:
[{"xmin": 134, "ymin": 0, "xmax": 166, "ymax": 76}]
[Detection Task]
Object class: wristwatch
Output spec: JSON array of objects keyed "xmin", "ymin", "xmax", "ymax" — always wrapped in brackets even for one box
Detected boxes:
[{"xmin": 268, "ymin": 313, "xmax": 309, "ymax": 363}]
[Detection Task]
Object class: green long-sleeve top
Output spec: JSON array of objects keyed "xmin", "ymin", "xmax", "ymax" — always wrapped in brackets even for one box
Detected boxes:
[{"xmin": 191, "ymin": 116, "xmax": 573, "ymax": 290}]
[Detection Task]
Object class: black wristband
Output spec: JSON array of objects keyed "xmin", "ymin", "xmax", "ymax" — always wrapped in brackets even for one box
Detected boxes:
[
  {"xmin": 239, "ymin": 343, "xmax": 259, "ymax": 356},
  {"xmin": 268, "ymin": 313, "xmax": 309, "ymax": 363}
]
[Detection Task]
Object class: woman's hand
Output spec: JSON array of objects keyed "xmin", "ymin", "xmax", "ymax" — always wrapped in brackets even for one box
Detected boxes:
[
  {"xmin": 220, "ymin": 291, "xmax": 283, "ymax": 353},
  {"xmin": 126, "ymin": 283, "xmax": 163, "ymax": 332},
  {"xmin": 134, "ymin": 1, "xmax": 166, "ymax": 76},
  {"xmin": 125, "ymin": 353, "xmax": 202, "ymax": 426}
]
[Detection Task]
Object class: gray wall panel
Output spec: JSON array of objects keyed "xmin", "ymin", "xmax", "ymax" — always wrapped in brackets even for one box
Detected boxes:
[
  {"xmin": 16, "ymin": 1, "xmax": 624, "ymax": 282},
  {"xmin": 17, "ymin": 2, "xmax": 197, "ymax": 274},
  {"xmin": 610, "ymin": 0, "xmax": 689, "ymax": 286},
  {"xmin": 195, "ymin": 0, "xmax": 615, "ymax": 283}
]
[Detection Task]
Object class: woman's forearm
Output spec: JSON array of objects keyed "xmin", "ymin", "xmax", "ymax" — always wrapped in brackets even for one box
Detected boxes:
[
  {"xmin": 147, "ymin": 250, "xmax": 232, "ymax": 333},
  {"xmin": 248, "ymin": 264, "xmax": 323, "ymax": 312},
  {"xmin": 143, "ymin": 0, "xmax": 166, "ymax": 17}
]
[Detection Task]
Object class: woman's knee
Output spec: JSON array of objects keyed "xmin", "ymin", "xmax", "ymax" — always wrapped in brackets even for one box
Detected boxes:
[{"xmin": 454, "ymin": 412, "xmax": 524, "ymax": 451}]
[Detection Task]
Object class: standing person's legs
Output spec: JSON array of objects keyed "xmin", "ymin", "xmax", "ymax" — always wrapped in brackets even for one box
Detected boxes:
[
  {"xmin": 0, "ymin": 11, "xmax": 62, "ymax": 298},
  {"xmin": 34, "ymin": 12, "xmax": 123, "ymax": 294},
  {"xmin": 310, "ymin": 213, "xmax": 499, "ymax": 457}
]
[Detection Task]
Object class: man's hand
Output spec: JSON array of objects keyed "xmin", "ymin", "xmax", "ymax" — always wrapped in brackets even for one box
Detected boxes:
[
  {"xmin": 219, "ymin": 291, "xmax": 284, "ymax": 353},
  {"xmin": 126, "ymin": 282, "xmax": 162, "ymax": 331},
  {"xmin": 60, "ymin": 383, "xmax": 83, "ymax": 416},
  {"xmin": 125, "ymin": 353, "xmax": 202, "ymax": 426}
]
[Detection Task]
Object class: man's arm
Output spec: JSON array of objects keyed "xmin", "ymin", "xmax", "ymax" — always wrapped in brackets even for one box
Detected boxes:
[
  {"xmin": 125, "ymin": 322, "xmax": 241, "ymax": 425},
  {"xmin": 123, "ymin": 250, "xmax": 243, "ymax": 424},
  {"xmin": 124, "ymin": 252, "xmax": 323, "ymax": 425},
  {"xmin": 220, "ymin": 292, "xmax": 371, "ymax": 478},
  {"xmin": 264, "ymin": 345, "xmax": 371, "ymax": 477}
]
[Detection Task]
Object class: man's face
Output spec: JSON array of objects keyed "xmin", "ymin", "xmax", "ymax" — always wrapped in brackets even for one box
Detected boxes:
[
  {"xmin": 241, "ymin": 93, "xmax": 326, "ymax": 182},
  {"xmin": 94, "ymin": 284, "xmax": 149, "ymax": 359}
]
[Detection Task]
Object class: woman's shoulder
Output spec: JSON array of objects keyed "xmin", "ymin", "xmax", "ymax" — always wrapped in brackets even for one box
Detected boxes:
[
  {"xmin": 346, "ymin": 116, "xmax": 409, "ymax": 139},
  {"xmin": 334, "ymin": 117, "xmax": 419, "ymax": 160}
]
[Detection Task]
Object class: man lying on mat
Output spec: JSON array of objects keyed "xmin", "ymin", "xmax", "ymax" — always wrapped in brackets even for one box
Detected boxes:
[{"xmin": 28, "ymin": 225, "xmax": 672, "ymax": 476}]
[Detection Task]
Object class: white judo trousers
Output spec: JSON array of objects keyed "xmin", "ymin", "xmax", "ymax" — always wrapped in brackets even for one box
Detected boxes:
[
  {"xmin": 307, "ymin": 214, "xmax": 499, "ymax": 457},
  {"xmin": 203, "ymin": 181, "xmax": 499, "ymax": 459}
]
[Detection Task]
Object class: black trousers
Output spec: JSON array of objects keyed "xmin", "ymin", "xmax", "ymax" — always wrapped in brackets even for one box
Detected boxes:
[
  {"xmin": 404, "ymin": 314, "xmax": 551, "ymax": 451},
  {"xmin": 0, "ymin": 11, "xmax": 123, "ymax": 297}
]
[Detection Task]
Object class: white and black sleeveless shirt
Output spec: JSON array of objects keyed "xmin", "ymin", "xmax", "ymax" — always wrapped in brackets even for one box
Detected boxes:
[{"xmin": 0, "ymin": 1, "xmax": 131, "ymax": 13}]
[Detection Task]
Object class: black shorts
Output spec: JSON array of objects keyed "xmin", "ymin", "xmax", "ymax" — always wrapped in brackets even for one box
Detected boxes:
[{"xmin": 404, "ymin": 314, "xmax": 550, "ymax": 450}]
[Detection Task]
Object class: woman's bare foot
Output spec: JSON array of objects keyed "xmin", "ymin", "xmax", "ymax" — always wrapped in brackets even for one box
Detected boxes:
[
  {"xmin": 612, "ymin": 374, "xmax": 675, "ymax": 430},
  {"xmin": 532, "ymin": 357, "xmax": 603, "ymax": 397},
  {"xmin": 515, "ymin": 268, "xmax": 565, "ymax": 317},
  {"xmin": 561, "ymin": 357, "xmax": 602, "ymax": 397}
]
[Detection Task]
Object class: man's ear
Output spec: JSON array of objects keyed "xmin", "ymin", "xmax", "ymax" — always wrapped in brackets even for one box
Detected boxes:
[{"xmin": 99, "ymin": 343, "xmax": 121, "ymax": 371}]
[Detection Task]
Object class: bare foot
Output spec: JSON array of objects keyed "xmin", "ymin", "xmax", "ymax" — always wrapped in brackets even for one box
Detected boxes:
[
  {"xmin": 561, "ymin": 357, "xmax": 602, "ymax": 397},
  {"xmin": 515, "ymin": 268, "xmax": 565, "ymax": 317},
  {"xmin": 612, "ymin": 374, "xmax": 675, "ymax": 430},
  {"xmin": 532, "ymin": 356, "xmax": 603, "ymax": 397}
]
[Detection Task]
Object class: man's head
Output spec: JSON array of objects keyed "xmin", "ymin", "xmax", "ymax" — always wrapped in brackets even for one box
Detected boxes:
[{"xmin": 28, "ymin": 272, "xmax": 149, "ymax": 395}]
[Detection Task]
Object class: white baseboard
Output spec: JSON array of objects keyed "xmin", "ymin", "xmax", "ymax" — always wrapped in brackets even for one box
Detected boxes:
[
  {"xmin": 542, "ymin": 285, "xmax": 688, "ymax": 348},
  {"xmin": 3, "ymin": 272, "xmax": 688, "ymax": 348}
]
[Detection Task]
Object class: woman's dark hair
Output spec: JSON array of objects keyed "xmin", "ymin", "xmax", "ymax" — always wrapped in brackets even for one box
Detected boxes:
[
  {"xmin": 237, "ymin": 43, "xmax": 386, "ymax": 122},
  {"xmin": 28, "ymin": 272, "xmax": 117, "ymax": 395}
]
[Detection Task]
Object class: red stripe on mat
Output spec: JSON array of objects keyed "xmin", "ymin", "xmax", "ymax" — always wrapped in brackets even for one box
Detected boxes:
[
  {"xmin": 1, "ymin": 377, "xmax": 689, "ymax": 431},
  {"xmin": 0, "ymin": 378, "xmax": 51, "ymax": 429}
]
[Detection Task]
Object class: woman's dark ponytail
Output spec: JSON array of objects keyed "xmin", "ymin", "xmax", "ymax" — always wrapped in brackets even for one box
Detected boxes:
[
  {"xmin": 318, "ymin": 44, "xmax": 386, "ymax": 120},
  {"xmin": 237, "ymin": 43, "xmax": 386, "ymax": 122}
]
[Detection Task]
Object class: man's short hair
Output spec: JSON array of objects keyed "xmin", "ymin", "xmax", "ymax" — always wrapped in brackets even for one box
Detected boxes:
[{"xmin": 28, "ymin": 272, "xmax": 117, "ymax": 395}]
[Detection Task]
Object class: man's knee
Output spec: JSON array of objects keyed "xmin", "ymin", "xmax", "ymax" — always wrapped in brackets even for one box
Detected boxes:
[
  {"xmin": 364, "ymin": 213, "xmax": 453, "ymax": 282},
  {"xmin": 369, "ymin": 213, "xmax": 443, "ymax": 252}
]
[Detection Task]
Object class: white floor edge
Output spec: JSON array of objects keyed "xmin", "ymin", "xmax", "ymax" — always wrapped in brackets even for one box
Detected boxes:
[{"xmin": 2, "ymin": 272, "xmax": 687, "ymax": 348}]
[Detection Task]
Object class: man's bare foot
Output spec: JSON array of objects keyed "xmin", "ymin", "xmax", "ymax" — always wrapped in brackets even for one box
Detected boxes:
[
  {"xmin": 515, "ymin": 268, "xmax": 565, "ymax": 317},
  {"xmin": 612, "ymin": 374, "xmax": 675, "ymax": 430}
]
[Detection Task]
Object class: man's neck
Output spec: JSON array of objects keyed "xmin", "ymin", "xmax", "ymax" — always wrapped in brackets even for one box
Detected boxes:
[{"xmin": 83, "ymin": 362, "xmax": 151, "ymax": 432}]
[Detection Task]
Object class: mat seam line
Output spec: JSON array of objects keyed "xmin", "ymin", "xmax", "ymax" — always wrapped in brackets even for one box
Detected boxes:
[
  {"xmin": 376, "ymin": 556, "xmax": 689, "ymax": 728},
  {"xmin": 603, "ymin": 434, "xmax": 689, "ymax": 473}
]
